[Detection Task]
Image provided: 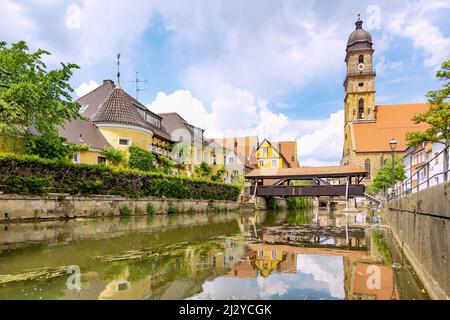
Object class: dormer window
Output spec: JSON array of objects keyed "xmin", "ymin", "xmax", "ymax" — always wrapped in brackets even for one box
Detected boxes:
[{"xmin": 79, "ymin": 104, "xmax": 89, "ymax": 114}]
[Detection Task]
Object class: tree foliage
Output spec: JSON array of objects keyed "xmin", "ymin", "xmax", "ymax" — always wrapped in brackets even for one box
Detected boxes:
[
  {"xmin": 406, "ymin": 58, "xmax": 450, "ymax": 180},
  {"xmin": 368, "ymin": 156, "xmax": 406, "ymax": 195},
  {"xmin": 195, "ymin": 162, "xmax": 213, "ymax": 178},
  {"xmin": 158, "ymin": 155, "xmax": 176, "ymax": 174},
  {"xmin": 102, "ymin": 147, "xmax": 126, "ymax": 166},
  {"xmin": 128, "ymin": 145, "xmax": 157, "ymax": 172},
  {"xmin": 0, "ymin": 41, "xmax": 80, "ymax": 137},
  {"xmin": 211, "ymin": 167, "xmax": 226, "ymax": 182}
]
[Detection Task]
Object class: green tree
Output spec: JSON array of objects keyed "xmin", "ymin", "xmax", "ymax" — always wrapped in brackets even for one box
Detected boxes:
[
  {"xmin": 368, "ymin": 156, "xmax": 406, "ymax": 195},
  {"xmin": 211, "ymin": 167, "xmax": 226, "ymax": 182},
  {"xmin": 128, "ymin": 145, "xmax": 157, "ymax": 172},
  {"xmin": 406, "ymin": 59, "xmax": 450, "ymax": 181},
  {"xmin": 0, "ymin": 41, "xmax": 80, "ymax": 137},
  {"xmin": 25, "ymin": 134, "xmax": 70, "ymax": 160},
  {"xmin": 195, "ymin": 162, "xmax": 213, "ymax": 179},
  {"xmin": 102, "ymin": 147, "xmax": 126, "ymax": 166}
]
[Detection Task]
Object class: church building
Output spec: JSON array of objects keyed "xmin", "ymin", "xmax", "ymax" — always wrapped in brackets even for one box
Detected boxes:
[{"xmin": 340, "ymin": 15, "xmax": 429, "ymax": 183}]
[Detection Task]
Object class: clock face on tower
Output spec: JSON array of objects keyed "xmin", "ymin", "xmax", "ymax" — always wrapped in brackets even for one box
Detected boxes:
[{"xmin": 358, "ymin": 63, "xmax": 365, "ymax": 71}]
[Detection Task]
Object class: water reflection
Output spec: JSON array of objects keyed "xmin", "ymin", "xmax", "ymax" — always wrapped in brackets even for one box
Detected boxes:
[{"xmin": 0, "ymin": 208, "xmax": 427, "ymax": 300}]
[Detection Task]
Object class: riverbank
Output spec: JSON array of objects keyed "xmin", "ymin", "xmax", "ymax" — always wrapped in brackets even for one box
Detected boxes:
[{"xmin": 0, "ymin": 193, "xmax": 244, "ymax": 223}]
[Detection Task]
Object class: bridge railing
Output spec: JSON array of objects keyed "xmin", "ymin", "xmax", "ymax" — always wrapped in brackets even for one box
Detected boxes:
[{"xmin": 250, "ymin": 184, "xmax": 366, "ymax": 198}]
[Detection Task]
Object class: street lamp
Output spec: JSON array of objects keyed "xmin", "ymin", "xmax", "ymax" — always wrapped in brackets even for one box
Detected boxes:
[{"xmin": 390, "ymin": 138, "xmax": 397, "ymax": 199}]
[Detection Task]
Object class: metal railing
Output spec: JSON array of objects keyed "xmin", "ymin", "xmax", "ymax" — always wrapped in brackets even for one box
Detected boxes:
[{"xmin": 392, "ymin": 145, "xmax": 449, "ymax": 199}]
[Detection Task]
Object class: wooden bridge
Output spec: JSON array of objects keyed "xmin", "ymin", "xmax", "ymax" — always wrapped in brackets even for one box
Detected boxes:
[{"xmin": 245, "ymin": 165, "xmax": 367, "ymax": 198}]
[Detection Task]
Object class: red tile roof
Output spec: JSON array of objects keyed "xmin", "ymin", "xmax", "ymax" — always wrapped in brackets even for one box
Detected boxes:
[{"xmin": 353, "ymin": 103, "xmax": 429, "ymax": 153}]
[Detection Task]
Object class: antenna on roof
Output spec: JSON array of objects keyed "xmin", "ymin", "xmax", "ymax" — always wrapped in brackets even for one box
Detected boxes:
[
  {"xmin": 125, "ymin": 71, "xmax": 148, "ymax": 101},
  {"xmin": 116, "ymin": 53, "xmax": 121, "ymax": 86}
]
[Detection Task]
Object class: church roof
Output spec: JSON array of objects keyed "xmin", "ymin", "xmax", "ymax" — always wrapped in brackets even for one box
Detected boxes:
[
  {"xmin": 352, "ymin": 103, "xmax": 430, "ymax": 153},
  {"xmin": 347, "ymin": 17, "xmax": 373, "ymax": 53}
]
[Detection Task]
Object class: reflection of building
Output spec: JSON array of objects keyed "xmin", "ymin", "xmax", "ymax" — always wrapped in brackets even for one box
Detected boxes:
[{"xmin": 349, "ymin": 263, "xmax": 397, "ymax": 300}]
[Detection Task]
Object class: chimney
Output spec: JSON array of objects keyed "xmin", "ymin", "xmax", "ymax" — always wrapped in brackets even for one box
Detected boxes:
[{"xmin": 103, "ymin": 79, "xmax": 114, "ymax": 85}]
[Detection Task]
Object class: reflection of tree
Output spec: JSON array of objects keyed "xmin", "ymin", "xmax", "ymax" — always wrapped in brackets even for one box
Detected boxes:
[{"xmin": 287, "ymin": 209, "xmax": 313, "ymax": 225}]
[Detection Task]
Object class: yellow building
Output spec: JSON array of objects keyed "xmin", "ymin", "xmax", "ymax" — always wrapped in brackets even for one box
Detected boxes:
[
  {"xmin": 255, "ymin": 139, "xmax": 299, "ymax": 169},
  {"xmin": 341, "ymin": 16, "xmax": 429, "ymax": 183},
  {"xmin": 59, "ymin": 80, "xmax": 174, "ymax": 168}
]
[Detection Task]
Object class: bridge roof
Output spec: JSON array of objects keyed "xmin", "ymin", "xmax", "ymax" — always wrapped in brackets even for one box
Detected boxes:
[{"xmin": 245, "ymin": 165, "xmax": 367, "ymax": 179}]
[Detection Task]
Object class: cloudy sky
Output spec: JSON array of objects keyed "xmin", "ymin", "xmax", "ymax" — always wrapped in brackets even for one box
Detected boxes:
[{"xmin": 1, "ymin": 0, "xmax": 449, "ymax": 165}]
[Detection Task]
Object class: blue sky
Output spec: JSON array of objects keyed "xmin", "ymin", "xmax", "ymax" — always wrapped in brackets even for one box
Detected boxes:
[{"xmin": 1, "ymin": 0, "xmax": 449, "ymax": 165}]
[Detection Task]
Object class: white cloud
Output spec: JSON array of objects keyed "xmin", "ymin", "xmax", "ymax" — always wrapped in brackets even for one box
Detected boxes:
[
  {"xmin": 297, "ymin": 254, "xmax": 345, "ymax": 299},
  {"xmin": 147, "ymin": 86, "xmax": 344, "ymax": 165},
  {"xmin": 387, "ymin": 0, "xmax": 450, "ymax": 68},
  {"xmin": 298, "ymin": 110, "xmax": 344, "ymax": 165},
  {"xmin": 0, "ymin": 0, "xmax": 34, "ymax": 41},
  {"xmin": 65, "ymin": 4, "xmax": 81, "ymax": 30},
  {"xmin": 75, "ymin": 80, "xmax": 99, "ymax": 98}
]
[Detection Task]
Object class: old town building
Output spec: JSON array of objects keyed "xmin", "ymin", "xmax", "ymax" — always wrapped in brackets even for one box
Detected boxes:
[{"xmin": 340, "ymin": 16, "xmax": 429, "ymax": 183}]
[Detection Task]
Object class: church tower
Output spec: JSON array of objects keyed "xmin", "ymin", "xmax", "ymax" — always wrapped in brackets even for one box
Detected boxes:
[{"xmin": 343, "ymin": 14, "xmax": 375, "ymax": 159}]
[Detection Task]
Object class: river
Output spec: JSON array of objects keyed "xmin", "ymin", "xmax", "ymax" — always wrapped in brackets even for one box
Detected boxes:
[{"xmin": 0, "ymin": 208, "xmax": 429, "ymax": 300}]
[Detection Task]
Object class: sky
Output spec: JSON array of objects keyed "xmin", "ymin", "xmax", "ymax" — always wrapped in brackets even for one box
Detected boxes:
[{"xmin": 1, "ymin": 0, "xmax": 449, "ymax": 165}]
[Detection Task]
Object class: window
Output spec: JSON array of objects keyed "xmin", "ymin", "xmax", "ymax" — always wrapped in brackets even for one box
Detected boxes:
[
  {"xmin": 224, "ymin": 156, "xmax": 227, "ymax": 165},
  {"xmin": 229, "ymin": 157, "xmax": 234, "ymax": 164},
  {"xmin": 259, "ymin": 251, "xmax": 264, "ymax": 258},
  {"xmin": 358, "ymin": 98, "xmax": 364, "ymax": 119},
  {"xmin": 358, "ymin": 82, "xmax": 364, "ymax": 87},
  {"xmin": 271, "ymin": 251, "xmax": 277, "ymax": 260},
  {"xmin": 97, "ymin": 156, "xmax": 107, "ymax": 165},
  {"xmin": 272, "ymin": 160, "xmax": 278, "ymax": 167},
  {"xmin": 259, "ymin": 160, "xmax": 264, "ymax": 167},
  {"xmin": 212, "ymin": 154, "xmax": 217, "ymax": 165},
  {"xmin": 358, "ymin": 55, "xmax": 364, "ymax": 64},
  {"xmin": 262, "ymin": 147, "xmax": 268, "ymax": 157},
  {"xmin": 79, "ymin": 104, "xmax": 89, "ymax": 114},
  {"xmin": 365, "ymin": 159, "xmax": 371, "ymax": 180},
  {"xmin": 435, "ymin": 153, "xmax": 439, "ymax": 165},
  {"xmin": 234, "ymin": 141, "xmax": 238, "ymax": 148},
  {"xmin": 72, "ymin": 152, "xmax": 80, "ymax": 164},
  {"xmin": 119, "ymin": 138, "xmax": 131, "ymax": 146}
]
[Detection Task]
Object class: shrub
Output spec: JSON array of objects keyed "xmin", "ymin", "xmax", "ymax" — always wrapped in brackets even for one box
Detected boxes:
[
  {"xmin": 102, "ymin": 147, "xmax": 126, "ymax": 166},
  {"xmin": 128, "ymin": 146, "xmax": 157, "ymax": 172},
  {"xmin": 286, "ymin": 197, "xmax": 313, "ymax": 210},
  {"xmin": 119, "ymin": 205, "xmax": 131, "ymax": 216},
  {"xmin": 146, "ymin": 203, "xmax": 156, "ymax": 215},
  {"xmin": 25, "ymin": 134, "xmax": 71, "ymax": 160},
  {"xmin": 6, "ymin": 176, "xmax": 51, "ymax": 195},
  {"xmin": 266, "ymin": 196, "xmax": 283, "ymax": 211},
  {"xmin": 167, "ymin": 202, "xmax": 179, "ymax": 215},
  {"xmin": 0, "ymin": 153, "xmax": 241, "ymax": 201}
]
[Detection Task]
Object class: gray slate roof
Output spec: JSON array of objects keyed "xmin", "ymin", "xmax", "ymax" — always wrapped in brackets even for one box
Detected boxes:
[{"xmin": 58, "ymin": 119, "xmax": 112, "ymax": 150}]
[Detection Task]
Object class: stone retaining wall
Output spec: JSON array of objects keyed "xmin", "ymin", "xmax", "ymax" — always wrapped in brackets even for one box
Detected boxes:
[
  {"xmin": 384, "ymin": 181, "xmax": 449, "ymax": 300},
  {"xmin": 0, "ymin": 194, "xmax": 241, "ymax": 222}
]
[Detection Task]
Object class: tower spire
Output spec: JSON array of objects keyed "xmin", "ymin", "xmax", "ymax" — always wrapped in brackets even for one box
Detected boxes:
[{"xmin": 355, "ymin": 11, "xmax": 363, "ymax": 29}]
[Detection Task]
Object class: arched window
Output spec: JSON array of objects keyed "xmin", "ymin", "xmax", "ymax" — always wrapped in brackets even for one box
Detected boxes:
[
  {"xmin": 365, "ymin": 159, "xmax": 371, "ymax": 180},
  {"xmin": 358, "ymin": 98, "xmax": 364, "ymax": 119},
  {"xmin": 358, "ymin": 55, "xmax": 364, "ymax": 64}
]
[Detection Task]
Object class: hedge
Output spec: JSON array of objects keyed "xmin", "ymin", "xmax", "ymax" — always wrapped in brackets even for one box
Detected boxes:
[{"xmin": 0, "ymin": 153, "xmax": 241, "ymax": 201}]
